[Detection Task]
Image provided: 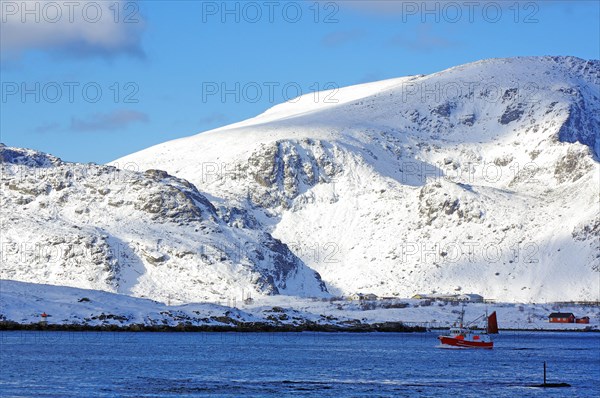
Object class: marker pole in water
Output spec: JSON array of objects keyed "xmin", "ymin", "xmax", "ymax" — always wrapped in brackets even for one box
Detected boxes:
[
  {"xmin": 530, "ymin": 361, "xmax": 570, "ymax": 388},
  {"xmin": 544, "ymin": 361, "xmax": 547, "ymax": 385}
]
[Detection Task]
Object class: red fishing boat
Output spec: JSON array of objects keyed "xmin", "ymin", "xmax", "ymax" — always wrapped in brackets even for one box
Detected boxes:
[{"xmin": 438, "ymin": 308, "xmax": 498, "ymax": 349}]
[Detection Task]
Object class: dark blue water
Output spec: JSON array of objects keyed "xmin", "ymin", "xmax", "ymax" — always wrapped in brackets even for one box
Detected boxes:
[{"xmin": 1, "ymin": 331, "xmax": 599, "ymax": 397}]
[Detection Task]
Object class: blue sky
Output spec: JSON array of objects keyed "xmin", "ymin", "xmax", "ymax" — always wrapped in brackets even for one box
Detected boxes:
[{"xmin": 1, "ymin": 0, "xmax": 599, "ymax": 163}]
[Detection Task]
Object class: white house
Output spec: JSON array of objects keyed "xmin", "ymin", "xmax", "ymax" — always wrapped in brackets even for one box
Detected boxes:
[
  {"xmin": 457, "ymin": 294, "xmax": 484, "ymax": 302},
  {"xmin": 349, "ymin": 293, "xmax": 378, "ymax": 301}
]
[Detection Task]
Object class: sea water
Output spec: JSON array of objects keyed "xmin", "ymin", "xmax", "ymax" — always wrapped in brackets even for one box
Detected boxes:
[{"xmin": 1, "ymin": 331, "xmax": 598, "ymax": 397}]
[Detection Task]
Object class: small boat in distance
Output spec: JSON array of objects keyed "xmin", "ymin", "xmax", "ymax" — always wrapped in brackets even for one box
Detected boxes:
[{"xmin": 438, "ymin": 308, "xmax": 498, "ymax": 349}]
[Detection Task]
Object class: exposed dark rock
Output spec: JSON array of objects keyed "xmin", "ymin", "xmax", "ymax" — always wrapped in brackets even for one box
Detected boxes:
[
  {"xmin": 431, "ymin": 102, "xmax": 455, "ymax": 118},
  {"xmin": 460, "ymin": 114, "xmax": 476, "ymax": 126},
  {"xmin": 554, "ymin": 149, "xmax": 592, "ymax": 183},
  {"xmin": 556, "ymin": 89, "xmax": 600, "ymax": 158},
  {"xmin": 499, "ymin": 105, "xmax": 525, "ymax": 125}
]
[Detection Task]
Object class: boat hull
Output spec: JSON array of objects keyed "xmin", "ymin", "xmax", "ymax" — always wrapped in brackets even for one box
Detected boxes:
[{"xmin": 438, "ymin": 336, "xmax": 493, "ymax": 349}]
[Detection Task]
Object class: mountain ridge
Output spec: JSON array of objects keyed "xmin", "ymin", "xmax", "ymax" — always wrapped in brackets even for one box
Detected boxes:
[
  {"xmin": 114, "ymin": 56, "xmax": 600, "ymax": 302},
  {"xmin": 0, "ymin": 144, "xmax": 328, "ymax": 303}
]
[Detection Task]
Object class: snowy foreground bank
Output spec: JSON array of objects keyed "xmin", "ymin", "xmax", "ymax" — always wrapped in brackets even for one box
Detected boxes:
[{"xmin": 1, "ymin": 280, "xmax": 597, "ymax": 332}]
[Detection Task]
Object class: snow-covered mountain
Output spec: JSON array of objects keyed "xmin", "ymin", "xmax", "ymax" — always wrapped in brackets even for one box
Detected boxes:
[
  {"xmin": 115, "ymin": 56, "xmax": 600, "ymax": 303},
  {"xmin": 0, "ymin": 145, "xmax": 327, "ymax": 303}
]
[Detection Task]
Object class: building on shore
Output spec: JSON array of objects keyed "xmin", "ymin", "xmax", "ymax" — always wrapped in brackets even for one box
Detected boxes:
[
  {"xmin": 349, "ymin": 293, "xmax": 378, "ymax": 301},
  {"xmin": 457, "ymin": 294, "xmax": 484, "ymax": 303},
  {"xmin": 548, "ymin": 312, "xmax": 575, "ymax": 323},
  {"xmin": 411, "ymin": 293, "xmax": 484, "ymax": 303}
]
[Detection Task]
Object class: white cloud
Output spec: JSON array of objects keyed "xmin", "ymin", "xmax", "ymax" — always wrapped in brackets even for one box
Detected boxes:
[
  {"xmin": 70, "ymin": 109, "xmax": 149, "ymax": 132},
  {"xmin": 390, "ymin": 25, "xmax": 459, "ymax": 52},
  {"xmin": 0, "ymin": 0, "xmax": 145, "ymax": 60}
]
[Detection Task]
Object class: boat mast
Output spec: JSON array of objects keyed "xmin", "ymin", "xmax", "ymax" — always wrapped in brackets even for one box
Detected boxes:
[{"xmin": 485, "ymin": 309, "xmax": 488, "ymax": 334}]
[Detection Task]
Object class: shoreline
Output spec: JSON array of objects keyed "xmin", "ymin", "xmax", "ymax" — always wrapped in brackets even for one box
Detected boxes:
[
  {"xmin": 1, "ymin": 321, "xmax": 597, "ymax": 333},
  {"xmin": 2, "ymin": 281, "xmax": 598, "ymax": 334},
  {"xmin": 0, "ymin": 321, "xmax": 426, "ymax": 333}
]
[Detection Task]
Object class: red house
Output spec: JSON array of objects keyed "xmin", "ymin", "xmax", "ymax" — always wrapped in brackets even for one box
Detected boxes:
[
  {"xmin": 575, "ymin": 316, "xmax": 590, "ymax": 324},
  {"xmin": 548, "ymin": 312, "xmax": 575, "ymax": 323}
]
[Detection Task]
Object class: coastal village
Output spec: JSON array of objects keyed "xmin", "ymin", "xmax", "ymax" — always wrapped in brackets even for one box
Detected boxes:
[{"xmin": 9, "ymin": 284, "xmax": 597, "ymax": 331}]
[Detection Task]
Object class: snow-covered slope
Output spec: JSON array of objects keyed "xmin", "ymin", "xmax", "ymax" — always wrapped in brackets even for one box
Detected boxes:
[
  {"xmin": 2, "ymin": 280, "xmax": 598, "ymax": 331},
  {"xmin": 0, "ymin": 145, "xmax": 328, "ymax": 303},
  {"xmin": 115, "ymin": 56, "xmax": 600, "ymax": 302}
]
